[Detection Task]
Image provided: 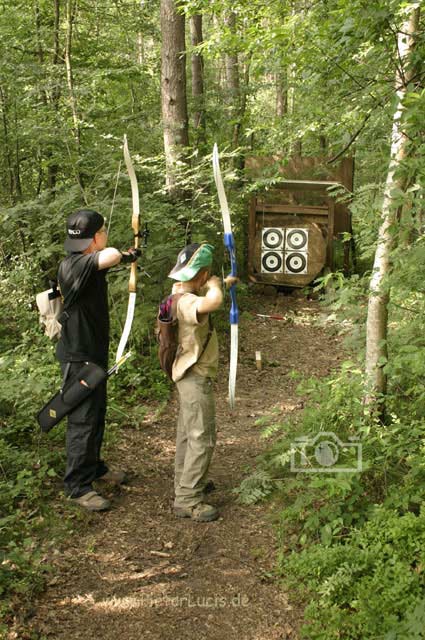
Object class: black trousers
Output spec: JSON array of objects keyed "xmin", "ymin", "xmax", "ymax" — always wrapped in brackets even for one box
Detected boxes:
[{"xmin": 60, "ymin": 362, "xmax": 109, "ymax": 498}]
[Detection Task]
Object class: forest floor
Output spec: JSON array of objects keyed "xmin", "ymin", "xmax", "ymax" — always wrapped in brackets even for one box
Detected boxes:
[{"xmin": 27, "ymin": 291, "xmax": 344, "ymax": 640}]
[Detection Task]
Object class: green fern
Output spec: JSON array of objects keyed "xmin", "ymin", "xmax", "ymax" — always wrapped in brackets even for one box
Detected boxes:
[{"xmin": 234, "ymin": 469, "xmax": 276, "ymax": 505}]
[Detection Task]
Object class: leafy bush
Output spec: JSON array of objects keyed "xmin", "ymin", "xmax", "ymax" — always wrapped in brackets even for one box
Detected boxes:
[
  {"xmin": 284, "ymin": 508, "xmax": 425, "ymax": 639},
  {"xmin": 238, "ymin": 265, "xmax": 425, "ymax": 638}
]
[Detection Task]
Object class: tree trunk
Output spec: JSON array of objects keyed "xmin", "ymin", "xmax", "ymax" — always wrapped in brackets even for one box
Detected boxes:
[
  {"xmin": 364, "ymin": 7, "xmax": 420, "ymax": 413},
  {"xmin": 160, "ymin": 0, "xmax": 189, "ymax": 200},
  {"xmin": 224, "ymin": 11, "xmax": 240, "ymax": 147},
  {"xmin": 34, "ymin": 0, "xmax": 46, "ymax": 196},
  {"xmin": 47, "ymin": 0, "xmax": 61, "ymax": 194},
  {"xmin": 224, "ymin": 12, "xmax": 239, "ymax": 93},
  {"xmin": 137, "ymin": 31, "xmax": 144, "ymax": 65},
  {"xmin": 35, "ymin": 0, "xmax": 61, "ymax": 195},
  {"xmin": 13, "ymin": 101, "xmax": 22, "ymax": 201},
  {"xmin": 64, "ymin": 0, "xmax": 87, "ymax": 196},
  {"xmin": 319, "ymin": 134, "xmax": 327, "ymax": 153},
  {"xmin": 0, "ymin": 86, "xmax": 17, "ymax": 204},
  {"xmin": 190, "ymin": 14, "xmax": 205, "ymax": 146},
  {"xmin": 287, "ymin": 62, "xmax": 302, "ymax": 158},
  {"xmin": 286, "ymin": 6, "xmax": 301, "ymax": 160},
  {"xmin": 65, "ymin": 0, "xmax": 80, "ymax": 150},
  {"xmin": 275, "ymin": 72, "xmax": 288, "ymax": 118},
  {"xmin": 234, "ymin": 55, "xmax": 250, "ymax": 148},
  {"xmin": 34, "ymin": 0, "xmax": 45, "ymax": 67}
]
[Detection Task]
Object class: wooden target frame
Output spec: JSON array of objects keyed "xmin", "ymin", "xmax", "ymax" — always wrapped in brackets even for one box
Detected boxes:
[{"xmin": 247, "ymin": 158, "xmax": 354, "ymax": 288}]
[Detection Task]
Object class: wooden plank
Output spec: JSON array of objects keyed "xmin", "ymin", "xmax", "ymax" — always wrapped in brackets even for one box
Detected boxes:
[
  {"xmin": 245, "ymin": 155, "xmax": 353, "ymax": 186},
  {"xmin": 278, "ymin": 179, "xmax": 340, "ymax": 186},
  {"xmin": 255, "ymin": 212, "xmax": 329, "ymax": 227},
  {"xmin": 341, "ymin": 157, "xmax": 354, "ymax": 191},
  {"xmin": 267, "ymin": 180, "xmax": 340, "ymax": 191},
  {"xmin": 256, "ymin": 203, "xmax": 328, "ymax": 210},
  {"xmin": 255, "ymin": 204, "xmax": 328, "ymax": 215}
]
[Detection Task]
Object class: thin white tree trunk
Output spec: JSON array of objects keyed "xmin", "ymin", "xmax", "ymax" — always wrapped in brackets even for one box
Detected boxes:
[
  {"xmin": 364, "ymin": 7, "xmax": 420, "ymax": 411},
  {"xmin": 65, "ymin": 0, "xmax": 80, "ymax": 150}
]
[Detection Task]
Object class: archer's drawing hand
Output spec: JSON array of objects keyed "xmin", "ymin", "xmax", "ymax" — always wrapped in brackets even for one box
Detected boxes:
[{"xmin": 120, "ymin": 248, "xmax": 142, "ymax": 263}]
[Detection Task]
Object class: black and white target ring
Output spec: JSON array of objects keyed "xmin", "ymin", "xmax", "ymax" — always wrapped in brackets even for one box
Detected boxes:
[
  {"xmin": 286, "ymin": 229, "xmax": 308, "ymax": 250},
  {"xmin": 262, "ymin": 251, "xmax": 283, "ymax": 272},
  {"xmin": 262, "ymin": 228, "xmax": 284, "ymax": 249},
  {"xmin": 285, "ymin": 252, "xmax": 307, "ymax": 273}
]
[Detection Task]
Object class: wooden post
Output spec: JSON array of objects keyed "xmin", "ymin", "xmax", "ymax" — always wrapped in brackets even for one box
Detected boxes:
[
  {"xmin": 327, "ymin": 198, "xmax": 335, "ymax": 270},
  {"xmin": 248, "ymin": 196, "xmax": 257, "ymax": 281}
]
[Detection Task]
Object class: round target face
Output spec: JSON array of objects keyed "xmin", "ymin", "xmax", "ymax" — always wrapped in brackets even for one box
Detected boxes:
[
  {"xmin": 262, "ymin": 228, "xmax": 284, "ymax": 249},
  {"xmin": 285, "ymin": 252, "xmax": 307, "ymax": 274},
  {"xmin": 286, "ymin": 229, "xmax": 308, "ymax": 250},
  {"xmin": 262, "ymin": 251, "xmax": 283, "ymax": 273}
]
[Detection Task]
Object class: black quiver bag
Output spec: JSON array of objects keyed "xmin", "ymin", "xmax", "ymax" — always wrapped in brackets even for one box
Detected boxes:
[{"xmin": 37, "ymin": 362, "xmax": 108, "ymax": 432}]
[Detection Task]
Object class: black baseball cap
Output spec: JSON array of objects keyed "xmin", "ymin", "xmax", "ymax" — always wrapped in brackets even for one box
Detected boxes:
[{"xmin": 64, "ymin": 209, "xmax": 105, "ymax": 252}]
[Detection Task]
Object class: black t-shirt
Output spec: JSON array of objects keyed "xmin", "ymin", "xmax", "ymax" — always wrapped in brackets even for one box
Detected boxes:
[{"xmin": 56, "ymin": 252, "xmax": 109, "ymax": 367}]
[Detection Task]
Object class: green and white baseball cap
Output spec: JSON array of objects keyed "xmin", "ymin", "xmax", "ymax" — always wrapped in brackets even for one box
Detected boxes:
[{"xmin": 168, "ymin": 243, "xmax": 214, "ymax": 282}]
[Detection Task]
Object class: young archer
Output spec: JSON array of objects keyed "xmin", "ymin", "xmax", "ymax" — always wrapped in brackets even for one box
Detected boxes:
[{"xmin": 168, "ymin": 242, "xmax": 237, "ymax": 522}]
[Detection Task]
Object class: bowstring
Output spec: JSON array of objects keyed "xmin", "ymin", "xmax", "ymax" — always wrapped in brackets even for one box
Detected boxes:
[
  {"xmin": 107, "ymin": 159, "xmax": 122, "ymax": 240},
  {"xmin": 107, "ymin": 159, "xmax": 123, "ymax": 344}
]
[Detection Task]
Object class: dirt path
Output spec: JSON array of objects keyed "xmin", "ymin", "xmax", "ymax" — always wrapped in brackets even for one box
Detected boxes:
[{"xmin": 31, "ymin": 294, "xmax": 343, "ymax": 640}]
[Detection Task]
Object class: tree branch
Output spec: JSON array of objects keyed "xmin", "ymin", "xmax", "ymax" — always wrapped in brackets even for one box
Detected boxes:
[{"xmin": 327, "ymin": 111, "xmax": 373, "ymax": 164}]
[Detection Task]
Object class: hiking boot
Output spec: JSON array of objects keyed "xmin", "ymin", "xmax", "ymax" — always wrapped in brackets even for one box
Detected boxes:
[
  {"xmin": 174, "ymin": 502, "xmax": 219, "ymax": 522},
  {"xmin": 70, "ymin": 491, "xmax": 110, "ymax": 512},
  {"xmin": 96, "ymin": 469, "xmax": 127, "ymax": 485}
]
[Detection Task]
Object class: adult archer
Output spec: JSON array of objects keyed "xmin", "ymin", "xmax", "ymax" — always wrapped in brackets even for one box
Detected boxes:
[{"xmin": 56, "ymin": 209, "xmax": 140, "ymax": 511}]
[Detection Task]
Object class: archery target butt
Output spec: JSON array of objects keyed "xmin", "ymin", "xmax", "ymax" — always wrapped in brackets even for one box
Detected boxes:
[{"xmin": 255, "ymin": 220, "xmax": 326, "ymax": 286}]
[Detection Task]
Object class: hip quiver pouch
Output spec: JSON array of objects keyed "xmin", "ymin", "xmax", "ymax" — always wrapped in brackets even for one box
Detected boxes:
[
  {"xmin": 156, "ymin": 293, "xmax": 184, "ymax": 379},
  {"xmin": 37, "ymin": 362, "xmax": 107, "ymax": 432}
]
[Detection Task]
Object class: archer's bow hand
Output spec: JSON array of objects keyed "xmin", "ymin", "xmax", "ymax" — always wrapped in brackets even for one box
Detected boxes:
[
  {"xmin": 120, "ymin": 248, "xmax": 142, "ymax": 263},
  {"xmin": 224, "ymin": 275, "xmax": 240, "ymax": 289}
]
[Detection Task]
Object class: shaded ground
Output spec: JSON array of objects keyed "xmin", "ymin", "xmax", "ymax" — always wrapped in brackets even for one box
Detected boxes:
[{"xmin": 29, "ymin": 292, "xmax": 343, "ymax": 640}]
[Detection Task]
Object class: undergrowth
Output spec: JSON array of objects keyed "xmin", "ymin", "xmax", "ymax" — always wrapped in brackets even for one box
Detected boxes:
[
  {"xmin": 236, "ymin": 264, "xmax": 425, "ymax": 639},
  {"xmin": 0, "ymin": 320, "xmax": 170, "ymax": 635}
]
